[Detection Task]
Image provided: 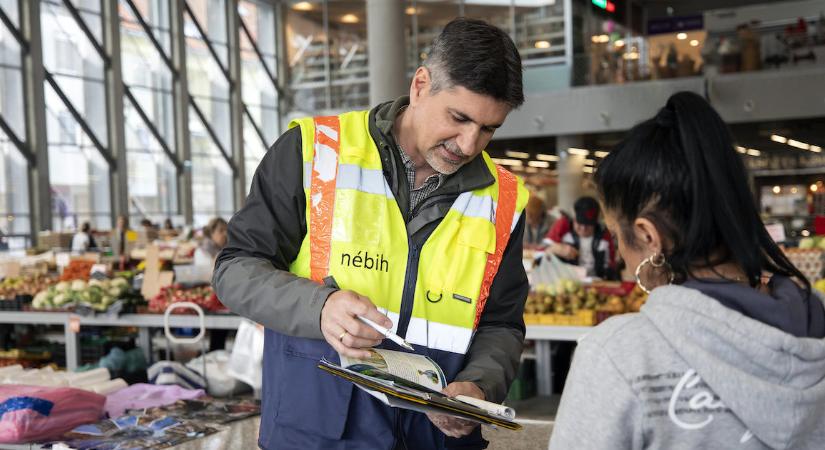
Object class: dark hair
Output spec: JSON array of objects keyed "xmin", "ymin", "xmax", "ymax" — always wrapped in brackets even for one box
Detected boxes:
[
  {"xmin": 595, "ymin": 91, "xmax": 808, "ymax": 290},
  {"xmin": 574, "ymin": 196, "xmax": 600, "ymax": 226},
  {"xmin": 425, "ymin": 17, "xmax": 524, "ymax": 108},
  {"xmin": 81, "ymin": 222, "xmax": 91, "ymax": 233}
]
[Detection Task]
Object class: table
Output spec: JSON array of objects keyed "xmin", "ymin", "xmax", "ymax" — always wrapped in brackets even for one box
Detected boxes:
[
  {"xmin": 0, "ymin": 311, "xmax": 242, "ymax": 370},
  {"xmin": 0, "ymin": 311, "xmax": 591, "ymax": 393},
  {"xmin": 525, "ymin": 326, "xmax": 591, "ymax": 395}
]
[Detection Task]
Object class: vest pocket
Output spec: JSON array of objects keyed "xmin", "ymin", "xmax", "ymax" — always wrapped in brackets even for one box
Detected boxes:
[{"xmin": 275, "ymin": 336, "xmax": 353, "ymax": 439}]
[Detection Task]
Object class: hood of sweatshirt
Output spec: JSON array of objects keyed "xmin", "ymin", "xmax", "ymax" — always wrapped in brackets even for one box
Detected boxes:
[{"xmin": 642, "ymin": 285, "xmax": 825, "ymax": 449}]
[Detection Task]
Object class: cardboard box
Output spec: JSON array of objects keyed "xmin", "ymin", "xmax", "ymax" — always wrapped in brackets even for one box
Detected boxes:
[{"xmin": 37, "ymin": 232, "xmax": 74, "ymax": 250}]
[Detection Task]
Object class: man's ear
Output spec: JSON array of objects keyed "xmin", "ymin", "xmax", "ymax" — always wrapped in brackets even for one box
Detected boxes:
[
  {"xmin": 409, "ymin": 66, "xmax": 431, "ymax": 107},
  {"xmin": 633, "ymin": 217, "xmax": 663, "ymax": 255}
]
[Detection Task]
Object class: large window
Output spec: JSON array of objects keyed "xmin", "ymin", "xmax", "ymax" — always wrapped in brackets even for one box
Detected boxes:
[
  {"xmin": 186, "ymin": 0, "xmax": 234, "ymax": 227},
  {"xmin": 42, "ymin": 0, "xmax": 112, "ymax": 231},
  {"xmin": 239, "ymin": 0, "xmax": 279, "ymax": 193},
  {"xmin": 0, "ymin": 0, "xmax": 30, "ymax": 247},
  {"xmin": 120, "ymin": 0, "xmax": 179, "ymax": 224}
]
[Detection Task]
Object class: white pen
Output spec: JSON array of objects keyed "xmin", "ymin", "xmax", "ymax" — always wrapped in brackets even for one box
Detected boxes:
[{"xmin": 358, "ymin": 315, "xmax": 415, "ymax": 351}]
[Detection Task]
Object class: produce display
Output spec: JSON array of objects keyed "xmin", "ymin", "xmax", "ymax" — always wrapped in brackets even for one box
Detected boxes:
[
  {"xmin": 59, "ymin": 259, "xmax": 96, "ymax": 281},
  {"xmin": 148, "ymin": 284, "xmax": 226, "ymax": 313},
  {"xmin": 31, "ymin": 278, "xmax": 131, "ymax": 311},
  {"xmin": 0, "ymin": 274, "xmax": 59, "ymax": 299},
  {"xmin": 524, "ymin": 279, "xmax": 648, "ymax": 326}
]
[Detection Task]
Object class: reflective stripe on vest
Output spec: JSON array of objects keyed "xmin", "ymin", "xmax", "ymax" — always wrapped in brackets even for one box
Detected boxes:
[{"xmin": 308, "ymin": 116, "xmax": 340, "ymax": 283}]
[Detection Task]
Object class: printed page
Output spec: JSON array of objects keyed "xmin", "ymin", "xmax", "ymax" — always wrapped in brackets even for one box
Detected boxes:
[{"xmin": 340, "ymin": 348, "xmax": 446, "ymax": 391}]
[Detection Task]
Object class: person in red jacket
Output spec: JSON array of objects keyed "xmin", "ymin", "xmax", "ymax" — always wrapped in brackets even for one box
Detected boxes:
[{"xmin": 546, "ymin": 196, "xmax": 617, "ymax": 279}]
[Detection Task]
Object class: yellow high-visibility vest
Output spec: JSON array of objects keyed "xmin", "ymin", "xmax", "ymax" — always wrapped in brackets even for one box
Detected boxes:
[{"xmin": 288, "ymin": 111, "xmax": 529, "ymax": 355}]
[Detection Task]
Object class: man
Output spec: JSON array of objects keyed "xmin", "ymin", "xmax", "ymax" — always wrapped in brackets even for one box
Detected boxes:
[
  {"xmin": 546, "ymin": 196, "xmax": 616, "ymax": 279},
  {"xmin": 214, "ymin": 18, "xmax": 529, "ymax": 450}
]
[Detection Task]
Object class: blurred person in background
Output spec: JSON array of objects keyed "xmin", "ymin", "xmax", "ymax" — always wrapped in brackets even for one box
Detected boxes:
[
  {"xmin": 195, "ymin": 218, "xmax": 227, "ymax": 269},
  {"xmin": 549, "ymin": 92, "xmax": 825, "ymax": 450},
  {"xmin": 71, "ymin": 222, "xmax": 97, "ymax": 253},
  {"xmin": 546, "ymin": 196, "xmax": 617, "ymax": 279},
  {"xmin": 523, "ymin": 195, "xmax": 552, "ymax": 249}
]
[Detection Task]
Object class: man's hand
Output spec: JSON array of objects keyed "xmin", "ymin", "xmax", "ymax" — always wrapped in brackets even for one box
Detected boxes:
[
  {"xmin": 321, "ymin": 290, "xmax": 393, "ymax": 358},
  {"xmin": 550, "ymin": 243, "xmax": 578, "ymax": 260},
  {"xmin": 427, "ymin": 382, "xmax": 485, "ymax": 438}
]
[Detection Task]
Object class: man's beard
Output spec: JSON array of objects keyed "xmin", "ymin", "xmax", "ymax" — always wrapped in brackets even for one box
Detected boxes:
[{"xmin": 424, "ymin": 140, "xmax": 468, "ymax": 175}]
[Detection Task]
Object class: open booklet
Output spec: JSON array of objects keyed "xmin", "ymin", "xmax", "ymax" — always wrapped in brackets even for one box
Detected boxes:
[{"xmin": 318, "ymin": 348, "xmax": 521, "ymax": 430}]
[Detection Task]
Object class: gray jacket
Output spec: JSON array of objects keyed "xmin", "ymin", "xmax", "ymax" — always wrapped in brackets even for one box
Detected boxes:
[
  {"xmin": 213, "ymin": 97, "xmax": 529, "ymax": 402},
  {"xmin": 548, "ymin": 285, "xmax": 825, "ymax": 449}
]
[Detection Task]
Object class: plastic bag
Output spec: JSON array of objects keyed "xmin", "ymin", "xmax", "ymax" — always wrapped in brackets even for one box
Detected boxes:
[
  {"xmin": 530, "ymin": 252, "xmax": 587, "ymax": 287},
  {"xmin": 227, "ymin": 319, "xmax": 264, "ymax": 390},
  {"xmin": 0, "ymin": 385, "xmax": 105, "ymax": 444}
]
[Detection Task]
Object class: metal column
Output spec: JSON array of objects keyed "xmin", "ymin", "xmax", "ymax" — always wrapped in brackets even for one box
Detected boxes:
[
  {"xmin": 227, "ymin": 0, "xmax": 246, "ymax": 205},
  {"xmin": 171, "ymin": 0, "xmax": 193, "ymax": 225},
  {"xmin": 366, "ymin": 0, "xmax": 406, "ymax": 106},
  {"xmin": 21, "ymin": 0, "xmax": 51, "ymax": 238},
  {"xmin": 103, "ymin": 0, "xmax": 129, "ymax": 224},
  {"xmin": 556, "ymin": 136, "xmax": 585, "ymax": 214}
]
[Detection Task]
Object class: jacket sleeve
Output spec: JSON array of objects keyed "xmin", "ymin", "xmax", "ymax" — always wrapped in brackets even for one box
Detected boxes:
[
  {"xmin": 454, "ymin": 214, "xmax": 529, "ymax": 403},
  {"xmin": 548, "ymin": 335, "xmax": 643, "ymax": 450},
  {"xmin": 212, "ymin": 126, "xmax": 336, "ymax": 340},
  {"xmin": 547, "ymin": 215, "xmax": 570, "ymax": 245}
]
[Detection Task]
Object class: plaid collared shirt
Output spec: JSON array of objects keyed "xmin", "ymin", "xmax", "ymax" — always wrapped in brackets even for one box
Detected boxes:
[{"xmin": 397, "ymin": 145, "xmax": 445, "ymax": 214}]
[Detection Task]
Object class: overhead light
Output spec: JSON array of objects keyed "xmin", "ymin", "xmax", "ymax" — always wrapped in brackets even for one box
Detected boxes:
[
  {"xmin": 594, "ymin": 150, "xmax": 609, "ymax": 158},
  {"xmin": 341, "ymin": 13, "xmax": 359, "ymax": 23},
  {"xmin": 583, "ymin": 166, "xmax": 594, "ymax": 173},
  {"xmin": 567, "ymin": 147, "xmax": 589, "ymax": 156},
  {"xmin": 505, "ymin": 150, "xmax": 530, "ymax": 159},
  {"xmin": 735, "ymin": 145, "xmax": 747, "ymax": 154},
  {"xmin": 812, "ymin": 184, "xmax": 819, "ymax": 192},
  {"xmin": 770, "ymin": 134, "xmax": 787, "ymax": 144},
  {"xmin": 292, "ymin": 1, "xmax": 313, "ymax": 11},
  {"xmin": 791, "ymin": 187, "xmax": 799, "ymax": 194},
  {"xmin": 491, "ymin": 158, "xmax": 522, "ymax": 167},
  {"xmin": 584, "ymin": 159, "xmax": 595, "ymax": 166},
  {"xmin": 787, "ymin": 139, "xmax": 810, "ymax": 150},
  {"xmin": 772, "ymin": 185, "xmax": 781, "ymax": 194},
  {"xmin": 536, "ymin": 154, "xmax": 559, "ymax": 162},
  {"xmin": 689, "ymin": 39, "xmax": 699, "ymax": 47},
  {"xmin": 746, "ymin": 148, "xmax": 761, "ymax": 157},
  {"xmin": 405, "ymin": 6, "xmax": 417, "ymax": 15},
  {"xmin": 600, "ymin": 35, "xmax": 610, "ymax": 43},
  {"xmin": 535, "ymin": 40, "xmax": 550, "ymax": 49},
  {"xmin": 677, "ymin": 32, "xmax": 687, "ymax": 40},
  {"xmin": 614, "ymin": 40, "xmax": 625, "ymax": 47},
  {"xmin": 528, "ymin": 161, "xmax": 550, "ymax": 168},
  {"xmin": 811, "ymin": 145, "xmax": 822, "ymax": 153},
  {"xmin": 525, "ymin": 167, "xmax": 539, "ymax": 174}
]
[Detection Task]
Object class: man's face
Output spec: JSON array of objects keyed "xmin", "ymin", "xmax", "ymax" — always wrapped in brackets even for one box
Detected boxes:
[
  {"xmin": 574, "ymin": 221, "xmax": 595, "ymax": 238},
  {"xmin": 408, "ymin": 68, "xmax": 511, "ymax": 175}
]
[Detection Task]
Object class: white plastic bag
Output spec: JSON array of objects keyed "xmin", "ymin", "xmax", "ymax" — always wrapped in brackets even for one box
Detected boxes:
[{"xmin": 227, "ymin": 319, "xmax": 264, "ymax": 390}]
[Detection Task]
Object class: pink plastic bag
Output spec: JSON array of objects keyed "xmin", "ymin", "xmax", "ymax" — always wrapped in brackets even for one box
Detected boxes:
[{"xmin": 0, "ymin": 385, "xmax": 105, "ymax": 444}]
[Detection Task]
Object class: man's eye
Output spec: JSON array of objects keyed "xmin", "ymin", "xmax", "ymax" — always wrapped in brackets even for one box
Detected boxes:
[{"xmin": 452, "ymin": 114, "xmax": 468, "ymax": 123}]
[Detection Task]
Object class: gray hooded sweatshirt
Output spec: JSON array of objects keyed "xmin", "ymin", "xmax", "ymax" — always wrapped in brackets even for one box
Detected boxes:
[{"xmin": 548, "ymin": 285, "xmax": 825, "ymax": 449}]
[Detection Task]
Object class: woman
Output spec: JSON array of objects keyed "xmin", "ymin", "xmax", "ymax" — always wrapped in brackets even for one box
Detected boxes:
[
  {"xmin": 71, "ymin": 222, "xmax": 97, "ymax": 253},
  {"xmin": 548, "ymin": 92, "xmax": 825, "ymax": 449},
  {"xmin": 194, "ymin": 217, "xmax": 227, "ymax": 268}
]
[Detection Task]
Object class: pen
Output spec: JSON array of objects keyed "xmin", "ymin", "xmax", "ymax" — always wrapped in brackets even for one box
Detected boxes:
[
  {"xmin": 323, "ymin": 276, "xmax": 415, "ymax": 351},
  {"xmin": 357, "ymin": 315, "xmax": 415, "ymax": 351}
]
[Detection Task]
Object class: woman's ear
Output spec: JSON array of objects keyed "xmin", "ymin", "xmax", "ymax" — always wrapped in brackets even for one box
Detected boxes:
[{"xmin": 633, "ymin": 217, "xmax": 662, "ymax": 255}]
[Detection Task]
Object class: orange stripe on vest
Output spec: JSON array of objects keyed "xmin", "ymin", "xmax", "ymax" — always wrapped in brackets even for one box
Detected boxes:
[
  {"xmin": 474, "ymin": 165, "xmax": 518, "ymax": 329},
  {"xmin": 309, "ymin": 116, "xmax": 340, "ymax": 283}
]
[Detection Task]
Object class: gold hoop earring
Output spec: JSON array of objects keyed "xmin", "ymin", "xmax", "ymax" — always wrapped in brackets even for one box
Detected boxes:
[{"xmin": 635, "ymin": 253, "xmax": 674, "ymax": 294}]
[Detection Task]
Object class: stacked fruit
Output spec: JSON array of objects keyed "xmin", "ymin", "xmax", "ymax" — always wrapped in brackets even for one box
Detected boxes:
[
  {"xmin": 148, "ymin": 284, "xmax": 226, "ymax": 313},
  {"xmin": 0, "ymin": 274, "xmax": 59, "ymax": 299},
  {"xmin": 524, "ymin": 279, "xmax": 648, "ymax": 323}
]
